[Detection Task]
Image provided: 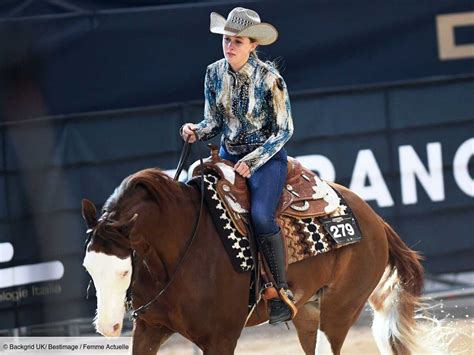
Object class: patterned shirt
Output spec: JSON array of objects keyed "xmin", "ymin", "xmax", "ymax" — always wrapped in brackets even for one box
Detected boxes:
[{"xmin": 194, "ymin": 55, "xmax": 294, "ymax": 174}]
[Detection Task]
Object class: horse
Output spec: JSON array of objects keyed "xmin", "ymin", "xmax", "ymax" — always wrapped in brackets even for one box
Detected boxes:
[{"xmin": 82, "ymin": 166, "xmax": 446, "ymax": 355}]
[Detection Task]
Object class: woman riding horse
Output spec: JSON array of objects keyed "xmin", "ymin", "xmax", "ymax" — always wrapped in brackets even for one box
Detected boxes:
[{"xmin": 181, "ymin": 7, "xmax": 295, "ymax": 324}]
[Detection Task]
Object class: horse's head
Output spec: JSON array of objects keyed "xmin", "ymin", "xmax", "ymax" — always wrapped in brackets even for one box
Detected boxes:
[{"xmin": 81, "ymin": 198, "xmax": 137, "ymax": 337}]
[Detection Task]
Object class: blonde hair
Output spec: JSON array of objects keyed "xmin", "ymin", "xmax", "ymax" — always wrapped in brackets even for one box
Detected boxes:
[{"xmin": 249, "ymin": 38, "xmax": 280, "ymax": 72}]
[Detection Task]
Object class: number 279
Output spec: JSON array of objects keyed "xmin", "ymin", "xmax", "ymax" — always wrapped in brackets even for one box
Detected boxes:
[{"xmin": 329, "ymin": 223, "xmax": 355, "ymax": 238}]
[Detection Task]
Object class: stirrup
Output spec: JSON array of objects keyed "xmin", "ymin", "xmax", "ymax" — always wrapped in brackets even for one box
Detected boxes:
[{"xmin": 278, "ymin": 288, "xmax": 298, "ymax": 319}]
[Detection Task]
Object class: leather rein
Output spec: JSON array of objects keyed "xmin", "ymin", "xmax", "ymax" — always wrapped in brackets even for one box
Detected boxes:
[{"xmin": 127, "ymin": 138, "xmax": 205, "ymax": 320}]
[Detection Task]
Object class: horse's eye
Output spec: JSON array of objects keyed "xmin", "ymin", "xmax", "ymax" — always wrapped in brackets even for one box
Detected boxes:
[{"xmin": 121, "ymin": 271, "xmax": 129, "ymax": 277}]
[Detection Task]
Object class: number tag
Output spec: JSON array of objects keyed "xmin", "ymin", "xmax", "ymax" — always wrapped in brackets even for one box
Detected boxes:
[{"xmin": 320, "ymin": 215, "xmax": 362, "ymax": 245}]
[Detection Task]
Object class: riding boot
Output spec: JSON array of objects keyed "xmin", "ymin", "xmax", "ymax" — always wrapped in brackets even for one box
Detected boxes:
[{"xmin": 258, "ymin": 231, "xmax": 297, "ymax": 324}]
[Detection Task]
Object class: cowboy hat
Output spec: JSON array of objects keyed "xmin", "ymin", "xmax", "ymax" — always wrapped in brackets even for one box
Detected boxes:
[{"xmin": 210, "ymin": 7, "xmax": 278, "ymax": 45}]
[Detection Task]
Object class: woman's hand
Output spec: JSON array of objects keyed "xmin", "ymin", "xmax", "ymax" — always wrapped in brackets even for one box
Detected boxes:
[
  {"xmin": 181, "ymin": 123, "xmax": 198, "ymax": 143},
  {"xmin": 234, "ymin": 161, "xmax": 251, "ymax": 178}
]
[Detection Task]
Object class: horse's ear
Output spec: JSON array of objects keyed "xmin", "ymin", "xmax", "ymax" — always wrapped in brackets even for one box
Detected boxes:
[
  {"xmin": 82, "ymin": 199, "xmax": 98, "ymax": 229},
  {"xmin": 120, "ymin": 213, "xmax": 138, "ymax": 238},
  {"xmin": 110, "ymin": 213, "xmax": 138, "ymax": 239}
]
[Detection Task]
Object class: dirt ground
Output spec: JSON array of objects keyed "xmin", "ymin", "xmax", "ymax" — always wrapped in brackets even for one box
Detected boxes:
[
  {"xmin": 157, "ymin": 298, "xmax": 473, "ymax": 354},
  {"xmin": 157, "ymin": 320, "xmax": 472, "ymax": 354}
]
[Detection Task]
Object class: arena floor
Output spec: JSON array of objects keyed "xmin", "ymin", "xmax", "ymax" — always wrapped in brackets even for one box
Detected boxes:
[{"xmin": 155, "ymin": 297, "xmax": 473, "ymax": 354}]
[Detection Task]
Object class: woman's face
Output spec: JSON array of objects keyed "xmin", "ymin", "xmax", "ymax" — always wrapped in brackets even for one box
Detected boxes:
[{"xmin": 222, "ymin": 35, "xmax": 257, "ymax": 71}]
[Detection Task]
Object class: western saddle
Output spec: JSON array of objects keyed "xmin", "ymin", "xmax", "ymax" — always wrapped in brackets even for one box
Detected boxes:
[{"xmin": 190, "ymin": 145, "xmax": 341, "ymax": 236}]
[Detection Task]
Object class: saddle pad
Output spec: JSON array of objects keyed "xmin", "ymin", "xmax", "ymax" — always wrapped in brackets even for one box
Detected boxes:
[{"xmin": 194, "ymin": 172, "xmax": 362, "ymax": 273}]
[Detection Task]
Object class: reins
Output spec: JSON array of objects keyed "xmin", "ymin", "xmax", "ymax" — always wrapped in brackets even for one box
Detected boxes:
[
  {"xmin": 128, "ymin": 137, "xmax": 206, "ymax": 320},
  {"xmin": 174, "ymin": 137, "xmax": 192, "ymax": 180}
]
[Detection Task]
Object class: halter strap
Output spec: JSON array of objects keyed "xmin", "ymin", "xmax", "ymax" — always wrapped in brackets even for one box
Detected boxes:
[{"xmin": 129, "ymin": 140, "xmax": 206, "ymax": 320}]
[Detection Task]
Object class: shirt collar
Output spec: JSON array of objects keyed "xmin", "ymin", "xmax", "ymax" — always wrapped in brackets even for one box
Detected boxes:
[{"xmin": 226, "ymin": 55, "xmax": 257, "ymax": 78}]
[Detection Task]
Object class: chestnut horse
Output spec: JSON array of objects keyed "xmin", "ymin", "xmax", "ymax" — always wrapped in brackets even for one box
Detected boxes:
[{"xmin": 82, "ymin": 167, "xmax": 444, "ymax": 355}]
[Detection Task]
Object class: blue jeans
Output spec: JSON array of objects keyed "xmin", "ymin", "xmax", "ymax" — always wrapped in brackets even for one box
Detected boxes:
[{"xmin": 219, "ymin": 145, "xmax": 288, "ymax": 236}]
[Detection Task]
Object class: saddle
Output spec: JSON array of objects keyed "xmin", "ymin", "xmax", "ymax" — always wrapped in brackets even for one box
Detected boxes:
[{"xmin": 190, "ymin": 145, "xmax": 341, "ymax": 237}]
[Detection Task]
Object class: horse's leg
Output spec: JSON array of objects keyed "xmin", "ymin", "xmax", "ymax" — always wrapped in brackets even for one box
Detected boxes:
[
  {"xmin": 292, "ymin": 300, "xmax": 320, "ymax": 355},
  {"xmin": 131, "ymin": 318, "xmax": 174, "ymax": 355},
  {"xmin": 317, "ymin": 247, "xmax": 385, "ymax": 355},
  {"xmin": 317, "ymin": 244, "xmax": 386, "ymax": 354},
  {"xmin": 201, "ymin": 336, "xmax": 239, "ymax": 355},
  {"xmin": 310, "ymin": 184, "xmax": 389, "ymax": 354},
  {"xmin": 197, "ymin": 311, "xmax": 244, "ymax": 355},
  {"xmin": 317, "ymin": 284, "xmax": 371, "ymax": 355}
]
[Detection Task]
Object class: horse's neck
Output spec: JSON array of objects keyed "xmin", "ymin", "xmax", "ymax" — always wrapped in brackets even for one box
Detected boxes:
[
  {"xmin": 133, "ymin": 238, "xmax": 168, "ymax": 285},
  {"xmin": 133, "ymin": 184, "xmax": 202, "ymax": 275},
  {"xmin": 129, "ymin": 184, "xmax": 244, "ymax": 333}
]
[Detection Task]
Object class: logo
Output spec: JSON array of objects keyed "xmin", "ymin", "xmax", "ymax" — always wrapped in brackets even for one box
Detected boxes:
[{"xmin": 436, "ymin": 12, "xmax": 474, "ymax": 60}]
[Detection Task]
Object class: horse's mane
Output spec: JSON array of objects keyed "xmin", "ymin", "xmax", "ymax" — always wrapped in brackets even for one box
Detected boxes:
[
  {"xmin": 103, "ymin": 168, "xmax": 186, "ymax": 214},
  {"xmin": 93, "ymin": 168, "xmax": 187, "ymax": 248}
]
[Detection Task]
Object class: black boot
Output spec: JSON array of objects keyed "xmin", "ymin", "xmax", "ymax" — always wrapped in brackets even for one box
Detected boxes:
[{"xmin": 258, "ymin": 231, "xmax": 296, "ymax": 324}]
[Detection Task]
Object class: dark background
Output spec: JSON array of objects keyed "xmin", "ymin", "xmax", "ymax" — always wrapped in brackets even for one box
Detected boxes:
[{"xmin": 1, "ymin": 0, "xmax": 473, "ymax": 329}]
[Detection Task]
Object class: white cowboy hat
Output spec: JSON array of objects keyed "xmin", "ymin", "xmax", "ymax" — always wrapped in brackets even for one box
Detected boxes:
[{"xmin": 210, "ymin": 7, "xmax": 278, "ymax": 45}]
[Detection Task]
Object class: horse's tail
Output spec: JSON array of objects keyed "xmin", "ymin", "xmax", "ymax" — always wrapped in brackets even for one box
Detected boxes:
[{"xmin": 369, "ymin": 220, "xmax": 449, "ymax": 354}]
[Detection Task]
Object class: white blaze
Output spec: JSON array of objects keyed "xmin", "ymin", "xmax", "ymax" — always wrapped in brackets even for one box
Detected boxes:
[
  {"xmin": 83, "ymin": 251, "xmax": 132, "ymax": 337},
  {"xmin": 399, "ymin": 142, "xmax": 445, "ymax": 204}
]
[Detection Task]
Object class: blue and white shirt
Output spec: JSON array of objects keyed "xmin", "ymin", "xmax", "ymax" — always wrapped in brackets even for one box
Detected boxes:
[{"xmin": 194, "ymin": 55, "xmax": 294, "ymax": 174}]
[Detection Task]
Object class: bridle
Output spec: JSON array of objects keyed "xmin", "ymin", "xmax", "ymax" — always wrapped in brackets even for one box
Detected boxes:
[{"xmin": 85, "ymin": 138, "xmax": 206, "ymax": 321}]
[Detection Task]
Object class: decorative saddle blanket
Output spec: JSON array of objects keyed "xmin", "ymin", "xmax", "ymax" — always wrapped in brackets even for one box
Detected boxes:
[{"xmin": 193, "ymin": 171, "xmax": 363, "ymax": 273}]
